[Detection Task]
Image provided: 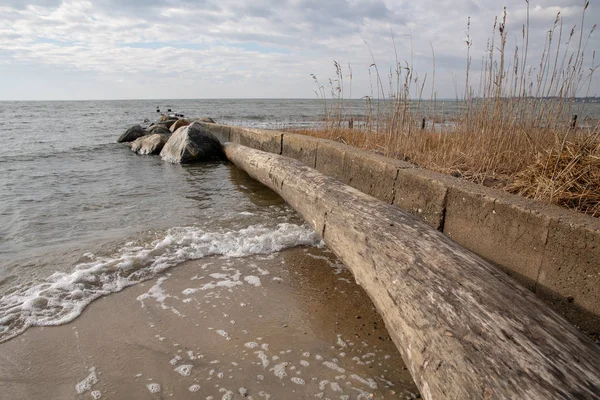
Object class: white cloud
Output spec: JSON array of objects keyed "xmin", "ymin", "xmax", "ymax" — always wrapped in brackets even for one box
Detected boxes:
[{"xmin": 0, "ymin": 0, "xmax": 597, "ymax": 100}]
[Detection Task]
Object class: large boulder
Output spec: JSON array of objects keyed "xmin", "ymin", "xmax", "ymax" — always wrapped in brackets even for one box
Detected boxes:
[
  {"xmin": 162, "ymin": 118, "xmax": 179, "ymax": 129},
  {"xmin": 170, "ymin": 119, "xmax": 190, "ymax": 133},
  {"xmin": 130, "ymin": 133, "xmax": 169, "ymax": 155},
  {"xmin": 160, "ymin": 122, "xmax": 225, "ymax": 163},
  {"xmin": 117, "ymin": 125, "xmax": 146, "ymax": 143},
  {"xmin": 147, "ymin": 124, "xmax": 171, "ymax": 136}
]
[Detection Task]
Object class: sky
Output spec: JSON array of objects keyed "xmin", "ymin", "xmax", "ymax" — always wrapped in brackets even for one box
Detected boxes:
[{"xmin": 0, "ymin": 0, "xmax": 598, "ymax": 100}]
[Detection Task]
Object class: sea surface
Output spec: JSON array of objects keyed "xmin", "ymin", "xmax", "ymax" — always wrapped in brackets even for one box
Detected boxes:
[{"xmin": 0, "ymin": 99, "xmax": 341, "ymax": 343}]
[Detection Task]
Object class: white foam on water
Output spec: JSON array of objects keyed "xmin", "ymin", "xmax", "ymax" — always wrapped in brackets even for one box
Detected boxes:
[
  {"xmin": 216, "ymin": 329, "xmax": 231, "ymax": 340},
  {"xmin": 350, "ymin": 374, "xmax": 378, "ymax": 389},
  {"xmin": 256, "ymin": 267, "xmax": 270, "ymax": 275},
  {"xmin": 243, "ymin": 275, "xmax": 262, "ymax": 287},
  {"xmin": 75, "ymin": 367, "xmax": 98, "ymax": 394},
  {"xmin": 91, "ymin": 390, "xmax": 102, "ymax": 399},
  {"xmin": 291, "ymin": 377, "xmax": 305, "ymax": 385},
  {"xmin": 219, "ymin": 388, "xmax": 234, "ymax": 400},
  {"xmin": 271, "ymin": 362, "xmax": 289, "ymax": 379},
  {"xmin": 137, "ymin": 277, "xmax": 171, "ymax": 309},
  {"xmin": 337, "ymin": 334, "xmax": 348, "ymax": 348},
  {"xmin": 0, "ymin": 223, "xmax": 320, "ymax": 342},
  {"xmin": 323, "ymin": 361, "xmax": 346, "ymax": 373},
  {"xmin": 255, "ymin": 350, "xmax": 270, "ymax": 368},
  {"xmin": 175, "ymin": 364, "xmax": 193, "ymax": 376},
  {"xmin": 189, "ymin": 384, "xmax": 201, "ymax": 392},
  {"xmin": 146, "ymin": 383, "xmax": 161, "ymax": 393},
  {"xmin": 305, "ymin": 252, "xmax": 346, "ymax": 274},
  {"xmin": 318, "ymin": 380, "xmax": 330, "ymax": 391},
  {"xmin": 169, "ymin": 355, "xmax": 182, "ymax": 365}
]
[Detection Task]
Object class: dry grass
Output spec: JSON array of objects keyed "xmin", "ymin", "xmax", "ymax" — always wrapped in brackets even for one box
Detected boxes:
[
  {"xmin": 509, "ymin": 134, "xmax": 600, "ymax": 216},
  {"xmin": 299, "ymin": 3, "xmax": 600, "ymax": 217}
]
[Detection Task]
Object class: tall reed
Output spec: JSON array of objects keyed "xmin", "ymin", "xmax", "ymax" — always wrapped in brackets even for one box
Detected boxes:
[{"xmin": 302, "ymin": 2, "xmax": 600, "ymax": 216}]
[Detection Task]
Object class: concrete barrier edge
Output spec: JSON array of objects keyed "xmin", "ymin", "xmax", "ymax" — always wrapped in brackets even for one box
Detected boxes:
[{"xmin": 206, "ymin": 123, "xmax": 600, "ymax": 333}]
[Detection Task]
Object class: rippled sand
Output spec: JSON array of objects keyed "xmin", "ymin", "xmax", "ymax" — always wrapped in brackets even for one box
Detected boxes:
[{"xmin": 0, "ymin": 247, "xmax": 418, "ymax": 399}]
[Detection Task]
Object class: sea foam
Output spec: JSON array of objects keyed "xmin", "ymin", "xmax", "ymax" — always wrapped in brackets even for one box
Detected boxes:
[{"xmin": 0, "ymin": 223, "xmax": 320, "ymax": 342}]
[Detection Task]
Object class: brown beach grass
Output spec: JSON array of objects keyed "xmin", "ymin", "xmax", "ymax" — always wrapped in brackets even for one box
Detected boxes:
[{"xmin": 298, "ymin": 2, "xmax": 600, "ymax": 217}]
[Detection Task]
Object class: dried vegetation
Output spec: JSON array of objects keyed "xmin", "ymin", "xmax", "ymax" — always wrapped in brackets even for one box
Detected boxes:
[{"xmin": 299, "ymin": 2, "xmax": 600, "ymax": 217}]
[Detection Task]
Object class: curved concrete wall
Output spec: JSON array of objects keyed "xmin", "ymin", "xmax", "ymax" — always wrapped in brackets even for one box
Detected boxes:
[{"xmin": 202, "ymin": 123, "xmax": 600, "ymax": 333}]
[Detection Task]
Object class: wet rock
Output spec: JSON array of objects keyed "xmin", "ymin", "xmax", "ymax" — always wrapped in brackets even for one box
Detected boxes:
[
  {"xmin": 170, "ymin": 119, "xmax": 190, "ymax": 133},
  {"xmin": 160, "ymin": 121, "xmax": 225, "ymax": 164},
  {"xmin": 161, "ymin": 119, "xmax": 179, "ymax": 129},
  {"xmin": 147, "ymin": 124, "xmax": 171, "ymax": 136},
  {"xmin": 130, "ymin": 133, "xmax": 169, "ymax": 155},
  {"xmin": 117, "ymin": 125, "xmax": 146, "ymax": 143}
]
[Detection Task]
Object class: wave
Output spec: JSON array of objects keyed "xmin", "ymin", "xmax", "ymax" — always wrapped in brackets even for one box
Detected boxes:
[{"xmin": 0, "ymin": 223, "xmax": 321, "ymax": 343}]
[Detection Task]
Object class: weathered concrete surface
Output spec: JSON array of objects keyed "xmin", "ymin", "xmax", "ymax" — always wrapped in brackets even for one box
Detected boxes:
[
  {"xmin": 314, "ymin": 139, "xmax": 347, "ymax": 181},
  {"xmin": 231, "ymin": 127, "xmax": 282, "ymax": 154},
  {"xmin": 537, "ymin": 213, "xmax": 600, "ymax": 332},
  {"xmin": 393, "ymin": 168, "xmax": 448, "ymax": 230},
  {"xmin": 282, "ymin": 133, "xmax": 318, "ymax": 167},
  {"xmin": 440, "ymin": 176, "xmax": 552, "ymax": 292},
  {"xmin": 341, "ymin": 148, "xmax": 411, "ymax": 204},
  {"xmin": 203, "ymin": 124, "xmax": 600, "ymax": 332},
  {"xmin": 224, "ymin": 142, "xmax": 600, "ymax": 400},
  {"xmin": 198, "ymin": 122, "xmax": 230, "ymax": 143}
]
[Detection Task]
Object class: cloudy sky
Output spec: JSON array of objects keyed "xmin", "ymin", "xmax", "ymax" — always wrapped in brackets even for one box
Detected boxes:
[{"xmin": 0, "ymin": 0, "xmax": 598, "ymax": 100}]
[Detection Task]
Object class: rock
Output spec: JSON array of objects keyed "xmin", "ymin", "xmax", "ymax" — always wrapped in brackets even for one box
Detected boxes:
[
  {"xmin": 147, "ymin": 124, "xmax": 171, "ymax": 136},
  {"xmin": 160, "ymin": 122, "xmax": 225, "ymax": 163},
  {"xmin": 117, "ymin": 125, "xmax": 147, "ymax": 143},
  {"xmin": 161, "ymin": 119, "xmax": 179, "ymax": 129},
  {"xmin": 130, "ymin": 133, "xmax": 169, "ymax": 155},
  {"xmin": 170, "ymin": 119, "xmax": 190, "ymax": 133},
  {"xmin": 197, "ymin": 117, "xmax": 216, "ymax": 124}
]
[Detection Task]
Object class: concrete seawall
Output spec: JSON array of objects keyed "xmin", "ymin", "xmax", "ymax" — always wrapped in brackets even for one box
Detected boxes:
[
  {"xmin": 224, "ymin": 142, "xmax": 600, "ymax": 400},
  {"xmin": 204, "ymin": 123, "xmax": 600, "ymax": 334}
]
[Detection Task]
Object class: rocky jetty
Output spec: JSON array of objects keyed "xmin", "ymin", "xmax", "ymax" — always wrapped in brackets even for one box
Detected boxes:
[
  {"xmin": 118, "ymin": 116, "xmax": 224, "ymax": 162},
  {"xmin": 147, "ymin": 124, "xmax": 171, "ymax": 136},
  {"xmin": 130, "ymin": 133, "xmax": 168, "ymax": 155},
  {"xmin": 160, "ymin": 122, "xmax": 225, "ymax": 163},
  {"xmin": 169, "ymin": 119, "xmax": 190, "ymax": 133},
  {"xmin": 117, "ymin": 125, "xmax": 146, "ymax": 143}
]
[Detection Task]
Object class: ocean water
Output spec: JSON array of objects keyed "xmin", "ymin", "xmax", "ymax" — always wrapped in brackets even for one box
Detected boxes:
[{"xmin": 0, "ymin": 99, "xmax": 334, "ymax": 342}]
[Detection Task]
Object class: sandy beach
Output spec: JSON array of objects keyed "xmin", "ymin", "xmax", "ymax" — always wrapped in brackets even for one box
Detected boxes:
[{"xmin": 0, "ymin": 247, "xmax": 418, "ymax": 399}]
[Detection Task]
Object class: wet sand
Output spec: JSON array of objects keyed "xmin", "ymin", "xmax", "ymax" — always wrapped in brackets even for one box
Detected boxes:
[{"xmin": 0, "ymin": 247, "xmax": 418, "ymax": 399}]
